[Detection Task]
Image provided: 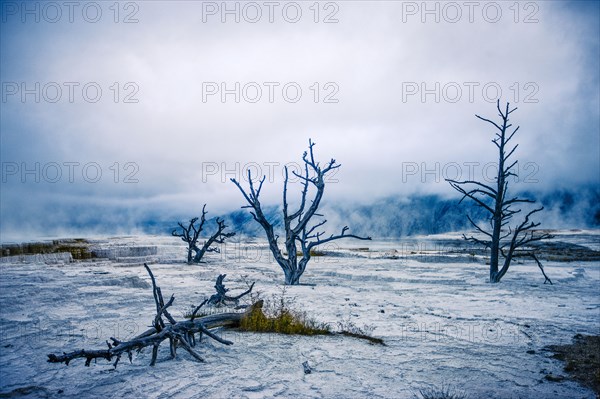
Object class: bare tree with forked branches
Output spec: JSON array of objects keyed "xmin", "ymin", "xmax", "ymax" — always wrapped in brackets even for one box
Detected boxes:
[
  {"xmin": 231, "ymin": 139, "xmax": 371, "ymax": 285},
  {"xmin": 172, "ymin": 204, "xmax": 235, "ymax": 264},
  {"xmin": 447, "ymin": 100, "xmax": 552, "ymax": 283}
]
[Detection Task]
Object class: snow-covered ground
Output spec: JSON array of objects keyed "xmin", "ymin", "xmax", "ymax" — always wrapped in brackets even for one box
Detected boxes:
[{"xmin": 1, "ymin": 231, "xmax": 599, "ymax": 398}]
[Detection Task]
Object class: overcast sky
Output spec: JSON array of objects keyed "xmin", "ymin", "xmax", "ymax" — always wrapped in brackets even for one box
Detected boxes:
[{"xmin": 1, "ymin": 1, "xmax": 599, "ymax": 238}]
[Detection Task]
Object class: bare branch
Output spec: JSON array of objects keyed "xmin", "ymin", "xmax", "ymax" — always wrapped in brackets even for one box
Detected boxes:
[
  {"xmin": 193, "ymin": 217, "xmax": 235, "ymax": 263},
  {"xmin": 208, "ymin": 274, "xmax": 255, "ymax": 306},
  {"xmin": 445, "ymin": 179, "xmax": 498, "ymax": 197},
  {"xmin": 475, "ymin": 114, "xmax": 503, "ymax": 132},
  {"xmin": 530, "ymin": 252, "xmax": 553, "ymax": 285},
  {"xmin": 448, "ymin": 181, "xmax": 495, "ymax": 214},
  {"xmin": 466, "ymin": 215, "xmax": 492, "ymax": 238},
  {"xmin": 307, "ymin": 226, "xmax": 371, "ymax": 250}
]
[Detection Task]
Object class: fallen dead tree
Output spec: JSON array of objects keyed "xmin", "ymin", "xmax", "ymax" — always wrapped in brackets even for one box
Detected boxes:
[
  {"xmin": 47, "ymin": 264, "xmax": 255, "ymax": 367},
  {"xmin": 207, "ymin": 274, "xmax": 255, "ymax": 306}
]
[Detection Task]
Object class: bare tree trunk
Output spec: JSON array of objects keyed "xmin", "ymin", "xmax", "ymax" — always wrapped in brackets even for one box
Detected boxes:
[
  {"xmin": 489, "ymin": 102, "xmax": 510, "ymax": 283},
  {"xmin": 232, "ymin": 140, "xmax": 371, "ymax": 285},
  {"xmin": 447, "ymin": 100, "xmax": 552, "ymax": 283},
  {"xmin": 284, "ymin": 264, "xmax": 303, "ymax": 285}
]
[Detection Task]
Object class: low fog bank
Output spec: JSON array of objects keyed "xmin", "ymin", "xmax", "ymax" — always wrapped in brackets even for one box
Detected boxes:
[
  {"xmin": 223, "ymin": 185, "xmax": 600, "ymax": 239},
  {"xmin": 1, "ymin": 186, "xmax": 598, "ymax": 242}
]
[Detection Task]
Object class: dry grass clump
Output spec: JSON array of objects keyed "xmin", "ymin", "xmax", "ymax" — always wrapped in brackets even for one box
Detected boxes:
[
  {"xmin": 238, "ymin": 288, "xmax": 384, "ymax": 346},
  {"xmin": 239, "ymin": 288, "xmax": 330, "ymax": 335}
]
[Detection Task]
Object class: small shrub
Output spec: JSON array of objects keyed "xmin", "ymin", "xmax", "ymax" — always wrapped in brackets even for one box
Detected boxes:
[
  {"xmin": 202, "ymin": 287, "xmax": 386, "ymax": 345},
  {"xmin": 240, "ymin": 305, "xmax": 330, "ymax": 335},
  {"xmin": 239, "ymin": 287, "xmax": 330, "ymax": 335}
]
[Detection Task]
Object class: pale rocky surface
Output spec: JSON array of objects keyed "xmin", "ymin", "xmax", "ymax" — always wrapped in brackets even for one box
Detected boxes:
[{"xmin": 0, "ymin": 232, "xmax": 598, "ymax": 398}]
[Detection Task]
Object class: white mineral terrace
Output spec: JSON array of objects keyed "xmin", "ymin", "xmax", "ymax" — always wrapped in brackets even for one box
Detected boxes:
[{"xmin": 0, "ymin": 231, "xmax": 598, "ymax": 398}]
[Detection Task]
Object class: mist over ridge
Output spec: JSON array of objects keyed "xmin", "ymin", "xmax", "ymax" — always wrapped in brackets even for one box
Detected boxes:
[{"xmin": 1, "ymin": 185, "xmax": 597, "ymax": 242}]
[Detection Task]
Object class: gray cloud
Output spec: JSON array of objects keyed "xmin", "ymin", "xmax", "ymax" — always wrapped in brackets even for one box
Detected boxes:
[{"xmin": 1, "ymin": 1, "xmax": 598, "ymax": 239}]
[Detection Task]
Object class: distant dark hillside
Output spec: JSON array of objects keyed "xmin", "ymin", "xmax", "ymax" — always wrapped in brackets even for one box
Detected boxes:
[{"xmin": 145, "ymin": 185, "xmax": 600, "ymax": 239}]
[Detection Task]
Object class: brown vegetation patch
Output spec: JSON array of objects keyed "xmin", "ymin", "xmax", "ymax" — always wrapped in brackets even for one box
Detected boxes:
[{"xmin": 547, "ymin": 334, "xmax": 600, "ymax": 394}]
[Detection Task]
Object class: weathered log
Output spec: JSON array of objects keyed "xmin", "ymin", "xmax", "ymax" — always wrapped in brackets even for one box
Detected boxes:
[{"xmin": 47, "ymin": 264, "xmax": 256, "ymax": 367}]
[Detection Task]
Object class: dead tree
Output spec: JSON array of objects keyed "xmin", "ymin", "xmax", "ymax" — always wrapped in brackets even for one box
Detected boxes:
[
  {"xmin": 447, "ymin": 100, "xmax": 552, "ymax": 283},
  {"xmin": 172, "ymin": 204, "xmax": 235, "ymax": 264},
  {"xmin": 231, "ymin": 139, "xmax": 371, "ymax": 285},
  {"xmin": 47, "ymin": 264, "xmax": 256, "ymax": 367}
]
